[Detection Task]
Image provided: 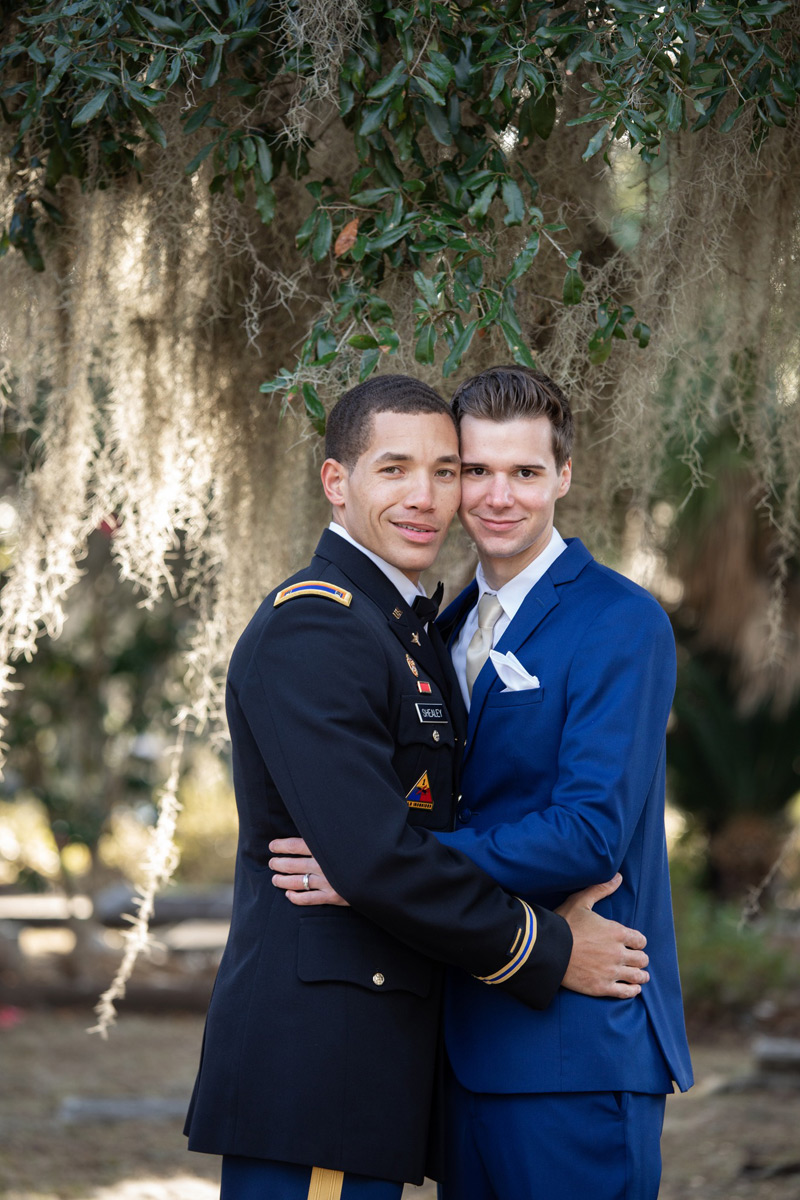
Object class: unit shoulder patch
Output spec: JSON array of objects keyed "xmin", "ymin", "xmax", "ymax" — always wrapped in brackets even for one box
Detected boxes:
[{"xmin": 274, "ymin": 581, "xmax": 353, "ymax": 607}]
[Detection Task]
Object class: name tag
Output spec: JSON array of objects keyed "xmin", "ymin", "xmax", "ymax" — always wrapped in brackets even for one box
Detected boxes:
[{"xmin": 415, "ymin": 702, "xmax": 447, "ymax": 724}]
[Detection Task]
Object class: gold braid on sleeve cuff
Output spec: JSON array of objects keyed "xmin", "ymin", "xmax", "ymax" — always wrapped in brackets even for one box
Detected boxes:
[{"xmin": 474, "ymin": 900, "xmax": 537, "ymax": 985}]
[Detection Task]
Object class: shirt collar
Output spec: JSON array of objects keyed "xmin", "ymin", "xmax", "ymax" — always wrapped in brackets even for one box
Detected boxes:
[
  {"xmin": 328, "ymin": 522, "xmax": 425, "ymax": 608},
  {"xmin": 475, "ymin": 527, "xmax": 567, "ymax": 619}
]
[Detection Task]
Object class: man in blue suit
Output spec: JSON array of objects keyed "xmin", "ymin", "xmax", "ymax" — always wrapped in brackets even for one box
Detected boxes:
[
  {"xmin": 429, "ymin": 365, "xmax": 693, "ymax": 1199},
  {"xmin": 274, "ymin": 366, "xmax": 692, "ymax": 1198}
]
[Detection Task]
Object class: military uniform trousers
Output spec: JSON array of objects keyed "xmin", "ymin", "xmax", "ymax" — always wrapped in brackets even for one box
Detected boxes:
[{"xmin": 221, "ymin": 1156, "xmax": 403, "ymax": 1199}]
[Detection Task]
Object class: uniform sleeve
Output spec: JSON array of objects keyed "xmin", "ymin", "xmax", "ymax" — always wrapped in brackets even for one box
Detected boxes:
[
  {"xmin": 234, "ymin": 597, "xmax": 572, "ymax": 1009},
  {"xmin": 435, "ymin": 595, "xmax": 676, "ymax": 897}
]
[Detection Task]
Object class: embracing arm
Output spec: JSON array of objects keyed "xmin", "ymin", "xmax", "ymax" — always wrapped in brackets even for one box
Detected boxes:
[{"xmin": 240, "ymin": 597, "xmax": 571, "ymax": 1009}]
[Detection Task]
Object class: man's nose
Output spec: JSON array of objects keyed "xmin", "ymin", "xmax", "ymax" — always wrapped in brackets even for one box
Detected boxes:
[
  {"xmin": 485, "ymin": 476, "xmax": 513, "ymax": 507},
  {"xmin": 404, "ymin": 472, "xmax": 436, "ymax": 508}
]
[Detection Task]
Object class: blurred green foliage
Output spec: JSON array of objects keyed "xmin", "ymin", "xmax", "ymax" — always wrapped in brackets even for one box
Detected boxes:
[{"xmin": 670, "ymin": 855, "xmax": 800, "ymax": 1024}]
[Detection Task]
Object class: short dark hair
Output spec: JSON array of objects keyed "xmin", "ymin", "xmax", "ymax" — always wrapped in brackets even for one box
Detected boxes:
[
  {"xmin": 451, "ymin": 365, "xmax": 574, "ymax": 469},
  {"xmin": 325, "ymin": 374, "xmax": 455, "ymax": 469}
]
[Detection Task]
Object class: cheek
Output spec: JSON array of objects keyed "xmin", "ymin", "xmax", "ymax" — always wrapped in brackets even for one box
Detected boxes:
[{"xmin": 458, "ymin": 482, "xmax": 485, "ymax": 515}]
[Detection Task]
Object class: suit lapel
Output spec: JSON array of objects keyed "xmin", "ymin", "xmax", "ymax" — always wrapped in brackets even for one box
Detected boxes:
[{"xmin": 462, "ymin": 539, "xmax": 592, "ymax": 762}]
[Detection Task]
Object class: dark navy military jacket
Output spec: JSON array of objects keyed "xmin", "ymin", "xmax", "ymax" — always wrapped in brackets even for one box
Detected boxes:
[{"xmin": 184, "ymin": 530, "xmax": 571, "ymax": 1183}]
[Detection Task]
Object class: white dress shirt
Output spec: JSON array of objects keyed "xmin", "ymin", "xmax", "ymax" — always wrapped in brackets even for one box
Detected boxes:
[
  {"xmin": 327, "ymin": 521, "xmax": 426, "ymax": 608},
  {"xmin": 452, "ymin": 528, "xmax": 567, "ymax": 708}
]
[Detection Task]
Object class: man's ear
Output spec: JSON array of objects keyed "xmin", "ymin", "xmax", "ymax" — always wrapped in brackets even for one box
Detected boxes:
[
  {"xmin": 557, "ymin": 458, "xmax": 572, "ymax": 500},
  {"xmin": 321, "ymin": 458, "xmax": 348, "ymax": 508}
]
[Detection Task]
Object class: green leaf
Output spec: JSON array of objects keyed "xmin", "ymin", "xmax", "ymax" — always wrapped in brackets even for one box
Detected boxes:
[
  {"xmin": 358, "ymin": 96, "xmax": 393, "ymax": 137},
  {"xmin": 312, "ymin": 211, "xmax": 333, "ymax": 260},
  {"xmin": 720, "ymin": 104, "xmax": 744, "ymax": 134},
  {"xmin": 415, "ymin": 324, "xmax": 436, "ymax": 364},
  {"xmin": 254, "ymin": 174, "xmax": 276, "ymax": 224},
  {"xmin": 442, "ymin": 321, "xmax": 477, "ymax": 377},
  {"xmin": 588, "ymin": 333, "xmax": 613, "ymax": 365},
  {"xmin": 256, "ymin": 138, "xmax": 273, "ymax": 183},
  {"xmin": 414, "ymin": 270, "xmax": 440, "ymax": 308},
  {"xmin": 366, "ymin": 60, "xmax": 407, "ymax": 99},
  {"xmin": 184, "ymin": 102, "xmax": 214, "ymax": 134},
  {"xmin": 633, "ymin": 321, "xmax": 651, "ymax": 348},
  {"xmin": 499, "ymin": 322, "xmax": 536, "ymax": 367},
  {"xmin": 530, "ymin": 91, "xmax": 556, "ymax": 140},
  {"xmin": 146, "ymin": 48, "xmax": 167, "ymax": 84},
  {"xmin": 359, "ymin": 347, "xmax": 381, "ymax": 382},
  {"xmin": 134, "ymin": 6, "xmax": 184, "ymax": 35},
  {"xmin": 422, "ymin": 100, "xmax": 452, "ymax": 145},
  {"xmin": 347, "ymin": 334, "xmax": 380, "ymax": 349},
  {"xmin": 582, "ymin": 122, "xmax": 609, "ymax": 161},
  {"xmin": 501, "ymin": 178, "xmax": 525, "ymax": 226},
  {"xmin": 506, "ymin": 231, "xmax": 540, "ymax": 283},
  {"xmin": 72, "ymin": 90, "xmax": 110, "ymax": 127},
  {"xmin": 301, "ymin": 383, "xmax": 326, "ymax": 436},
  {"xmin": 562, "ymin": 268, "xmax": 584, "ymax": 305},
  {"xmin": 203, "ymin": 43, "xmax": 223, "ymax": 90},
  {"xmin": 184, "ymin": 141, "xmax": 215, "ymax": 174},
  {"xmin": 350, "ymin": 187, "xmax": 395, "ymax": 204},
  {"xmin": 136, "ymin": 112, "xmax": 167, "ymax": 148},
  {"xmin": 489, "ymin": 65, "xmax": 507, "ymax": 102},
  {"xmin": 468, "ymin": 179, "xmax": 497, "ymax": 221},
  {"xmin": 664, "ymin": 91, "xmax": 684, "ymax": 133}
]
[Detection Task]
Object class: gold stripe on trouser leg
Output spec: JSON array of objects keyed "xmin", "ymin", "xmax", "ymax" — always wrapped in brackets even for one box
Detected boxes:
[{"xmin": 308, "ymin": 1166, "xmax": 345, "ymax": 1200}]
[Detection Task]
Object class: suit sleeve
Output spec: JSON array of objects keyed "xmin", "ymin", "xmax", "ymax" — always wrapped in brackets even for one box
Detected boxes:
[
  {"xmin": 234, "ymin": 596, "xmax": 571, "ymax": 1009},
  {"xmin": 435, "ymin": 593, "xmax": 676, "ymax": 898}
]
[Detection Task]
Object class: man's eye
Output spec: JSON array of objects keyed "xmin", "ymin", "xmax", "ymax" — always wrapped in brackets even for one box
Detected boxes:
[
  {"xmin": 464, "ymin": 467, "xmax": 485, "ymax": 476},
  {"xmin": 437, "ymin": 468, "xmax": 457, "ymax": 479}
]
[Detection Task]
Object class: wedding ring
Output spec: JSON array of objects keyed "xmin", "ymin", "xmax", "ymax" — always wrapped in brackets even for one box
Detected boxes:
[{"xmin": 302, "ymin": 873, "xmax": 311, "ymax": 891}]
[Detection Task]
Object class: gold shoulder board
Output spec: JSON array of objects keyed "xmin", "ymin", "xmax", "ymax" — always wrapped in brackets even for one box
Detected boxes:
[{"xmin": 274, "ymin": 581, "xmax": 353, "ymax": 607}]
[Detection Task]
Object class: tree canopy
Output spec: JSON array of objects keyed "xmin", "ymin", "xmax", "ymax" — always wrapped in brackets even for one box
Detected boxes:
[{"xmin": 1, "ymin": 1, "xmax": 797, "ymax": 410}]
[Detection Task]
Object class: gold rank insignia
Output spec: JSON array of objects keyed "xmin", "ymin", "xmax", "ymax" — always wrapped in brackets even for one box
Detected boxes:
[
  {"xmin": 274, "ymin": 581, "xmax": 352, "ymax": 607},
  {"xmin": 406, "ymin": 654, "xmax": 419, "ymax": 677},
  {"xmin": 411, "ymin": 632, "xmax": 421, "ymax": 646},
  {"xmin": 406, "ymin": 770, "xmax": 433, "ymax": 810},
  {"xmin": 392, "ymin": 607, "xmax": 403, "ymax": 619}
]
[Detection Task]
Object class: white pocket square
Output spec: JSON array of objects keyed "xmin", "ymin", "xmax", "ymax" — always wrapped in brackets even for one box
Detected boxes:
[{"xmin": 489, "ymin": 649, "xmax": 540, "ymax": 692}]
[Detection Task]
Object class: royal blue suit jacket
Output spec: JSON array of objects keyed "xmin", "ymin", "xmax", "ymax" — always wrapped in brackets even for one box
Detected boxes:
[{"xmin": 436, "ymin": 538, "xmax": 693, "ymax": 1096}]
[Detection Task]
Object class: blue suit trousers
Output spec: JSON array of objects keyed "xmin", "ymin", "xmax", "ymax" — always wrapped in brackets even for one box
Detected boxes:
[{"xmin": 438, "ymin": 1070, "xmax": 666, "ymax": 1200}]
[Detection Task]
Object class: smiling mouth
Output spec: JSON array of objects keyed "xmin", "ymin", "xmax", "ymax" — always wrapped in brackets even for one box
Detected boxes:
[
  {"xmin": 474, "ymin": 516, "xmax": 522, "ymax": 531},
  {"xmin": 393, "ymin": 522, "xmax": 439, "ymax": 542}
]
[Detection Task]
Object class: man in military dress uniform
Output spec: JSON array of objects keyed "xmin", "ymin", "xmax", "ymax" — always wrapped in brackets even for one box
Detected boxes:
[{"xmin": 185, "ymin": 375, "xmax": 650, "ymax": 1200}]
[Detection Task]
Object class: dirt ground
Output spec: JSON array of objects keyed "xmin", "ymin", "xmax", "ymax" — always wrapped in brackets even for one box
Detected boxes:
[{"xmin": 1, "ymin": 1010, "xmax": 799, "ymax": 1200}]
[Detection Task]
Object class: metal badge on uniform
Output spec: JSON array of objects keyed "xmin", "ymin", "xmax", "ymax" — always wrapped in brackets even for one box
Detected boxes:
[
  {"xmin": 411, "ymin": 632, "xmax": 421, "ymax": 646},
  {"xmin": 405, "ymin": 654, "xmax": 419, "ymax": 677},
  {"xmin": 393, "ymin": 607, "xmax": 403, "ymax": 619},
  {"xmin": 415, "ymin": 701, "xmax": 447, "ymax": 723},
  {"xmin": 417, "ymin": 680, "xmax": 432, "ymax": 693},
  {"xmin": 406, "ymin": 770, "xmax": 433, "ymax": 810}
]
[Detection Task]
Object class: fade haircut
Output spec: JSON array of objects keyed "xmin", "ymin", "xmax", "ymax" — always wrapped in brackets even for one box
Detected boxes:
[
  {"xmin": 325, "ymin": 374, "xmax": 455, "ymax": 470},
  {"xmin": 451, "ymin": 365, "xmax": 574, "ymax": 469}
]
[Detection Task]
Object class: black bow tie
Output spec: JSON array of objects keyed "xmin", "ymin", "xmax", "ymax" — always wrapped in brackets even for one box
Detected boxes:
[{"xmin": 412, "ymin": 581, "xmax": 444, "ymax": 625}]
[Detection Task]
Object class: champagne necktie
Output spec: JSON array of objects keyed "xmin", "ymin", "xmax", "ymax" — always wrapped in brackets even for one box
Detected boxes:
[{"xmin": 465, "ymin": 593, "xmax": 504, "ymax": 697}]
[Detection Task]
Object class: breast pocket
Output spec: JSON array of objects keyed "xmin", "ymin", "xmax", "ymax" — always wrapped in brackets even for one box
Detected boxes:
[{"xmin": 485, "ymin": 686, "xmax": 545, "ymax": 708}]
